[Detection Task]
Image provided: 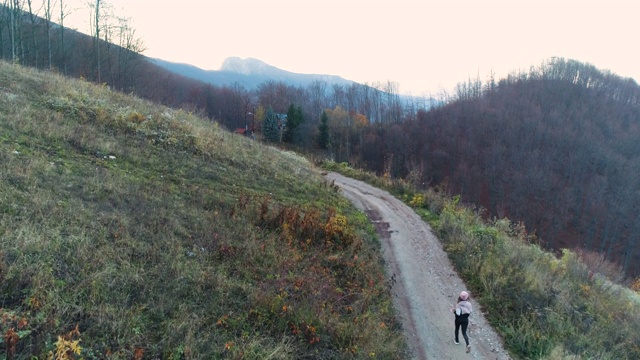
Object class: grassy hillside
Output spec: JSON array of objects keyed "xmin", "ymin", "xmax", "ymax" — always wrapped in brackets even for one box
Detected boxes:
[{"xmin": 0, "ymin": 62, "xmax": 406, "ymax": 359}]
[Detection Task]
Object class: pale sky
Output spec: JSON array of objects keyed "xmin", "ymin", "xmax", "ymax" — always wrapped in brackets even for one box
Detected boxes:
[{"xmin": 63, "ymin": 0, "xmax": 640, "ymax": 96}]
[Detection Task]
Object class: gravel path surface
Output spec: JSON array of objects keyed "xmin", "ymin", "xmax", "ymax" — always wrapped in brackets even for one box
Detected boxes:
[{"xmin": 325, "ymin": 172, "xmax": 513, "ymax": 360}]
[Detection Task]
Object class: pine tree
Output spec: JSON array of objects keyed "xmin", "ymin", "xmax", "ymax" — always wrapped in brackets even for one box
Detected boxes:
[
  {"xmin": 283, "ymin": 104, "xmax": 304, "ymax": 144},
  {"xmin": 317, "ymin": 110, "xmax": 330, "ymax": 149},
  {"xmin": 263, "ymin": 107, "xmax": 280, "ymax": 142}
]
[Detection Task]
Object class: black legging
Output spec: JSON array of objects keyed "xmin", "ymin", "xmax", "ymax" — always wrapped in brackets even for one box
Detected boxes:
[{"xmin": 455, "ymin": 314, "xmax": 470, "ymax": 346}]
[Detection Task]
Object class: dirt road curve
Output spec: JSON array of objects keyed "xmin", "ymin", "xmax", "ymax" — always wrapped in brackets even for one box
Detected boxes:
[{"xmin": 325, "ymin": 172, "xmax": 512, "ymax": 360}]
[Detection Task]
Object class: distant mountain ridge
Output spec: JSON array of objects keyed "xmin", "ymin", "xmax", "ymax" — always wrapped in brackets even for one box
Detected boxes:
[{"xmin": 151, "ymin": 56, "xmax": 356, "ymax": 90}]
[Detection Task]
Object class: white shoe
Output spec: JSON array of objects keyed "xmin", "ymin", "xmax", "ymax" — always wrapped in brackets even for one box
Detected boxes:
[
  {"xmin": 466, "ymin": 345, "xmax": 471, "ymax": 353},
  {"xmin": 454, "ymin": 340, "xmax": 459, "ymax": 345}
]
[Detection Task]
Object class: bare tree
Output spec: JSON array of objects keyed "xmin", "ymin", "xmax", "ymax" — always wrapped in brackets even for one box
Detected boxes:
[
  {"xmin": 114, "ymin": 15, "xmax": 144, "ymax": 90},
  {"xmin": 370, "ymin": 82, "xmax": 383, "ymax": 124},
  {"xmin": 43, "ymin": 0, "xmax": 55, "ymax": 69},
  {"xmin": 25, "ymin": 0, "xmax": 42, "ymax": 66},
  {"xmin": 384, "ymin": 80, "xmax": 402, "ymax": 123},
  {"xmin": 331, "ymin": 84, "xmax": 345, "ymax": 109},
  {"xmin": 0, "ymin": 1, "xmax": 8, "ymax": 59},
  {"xmin": 90, "ymin": 0, "xmax": 102, "ymax": 82},
  {"xmin": 9, "ymin": 0, "xmax": 23, "ymax": 63},
  {"xmin": 308, "ymin": 79, "xmax": 327, "ymax": 119},
  {"xmin": 58, "ymin": 0, "xmax": 69, "ymax": 72}
]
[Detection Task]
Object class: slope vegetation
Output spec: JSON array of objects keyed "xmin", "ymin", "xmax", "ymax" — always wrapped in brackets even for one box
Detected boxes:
[{"xmin": 0, "ymin": 62, "xmax": 406, "ymax": 359}]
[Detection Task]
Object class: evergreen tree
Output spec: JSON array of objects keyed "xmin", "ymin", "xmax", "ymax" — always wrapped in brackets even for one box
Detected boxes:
[
  {"xmin": 318, "ymin": 110, "xmax": 330, "ymax": 149},
  {"xmin": 283, "ymin": 104, "xmax": 304, "ymax": 144},
  {"xmin": 263, "ymin": 106, "xmax": 280, "ymax": 142}
]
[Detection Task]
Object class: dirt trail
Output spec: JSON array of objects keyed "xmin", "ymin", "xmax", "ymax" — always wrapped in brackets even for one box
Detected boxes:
[{"xmin": 325, "ymin": 172, "xmax": 512, "ymax": 360}]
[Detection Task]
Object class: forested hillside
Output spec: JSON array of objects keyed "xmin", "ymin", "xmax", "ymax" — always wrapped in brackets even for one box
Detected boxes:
[{"xmin": 353, "ymin": 58, "xmax": 640, "ymax": 276}]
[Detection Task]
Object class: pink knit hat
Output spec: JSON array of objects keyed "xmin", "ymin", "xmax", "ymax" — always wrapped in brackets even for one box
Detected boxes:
[{"xmin": 460, "ymin": 291, "xmax": 469, "ymax": 300}]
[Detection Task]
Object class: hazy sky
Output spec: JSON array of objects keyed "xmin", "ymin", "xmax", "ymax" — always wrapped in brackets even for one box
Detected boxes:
[{"xmin": 63, "ymin": 0, "xmax": 640, "ymax": 96}]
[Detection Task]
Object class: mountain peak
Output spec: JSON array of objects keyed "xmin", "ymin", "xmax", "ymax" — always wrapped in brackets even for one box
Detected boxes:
[
  {"xmin": 154, "ymin": 56, "xmax": 356, "ymax": 90},
  {"xmin": 219, "ymin": 57, "xmax": 277, "ymax": 75}
]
